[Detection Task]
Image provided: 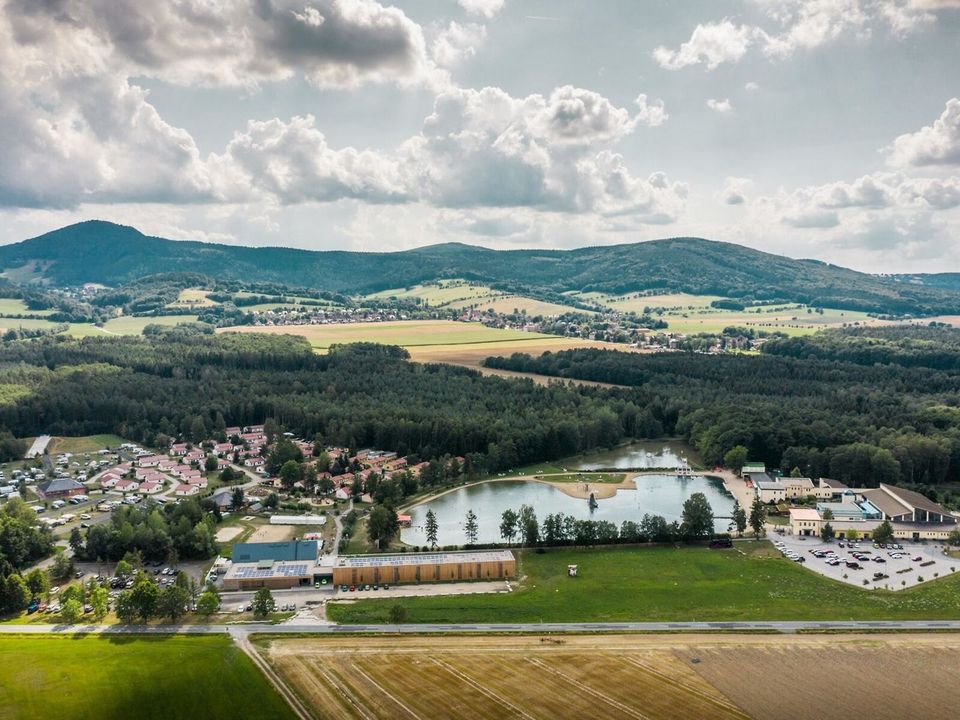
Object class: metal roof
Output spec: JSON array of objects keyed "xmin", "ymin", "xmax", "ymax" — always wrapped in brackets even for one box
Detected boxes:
[{"xmin": 337, "ymin": 550, "xmax": 515, "ymax": 568}]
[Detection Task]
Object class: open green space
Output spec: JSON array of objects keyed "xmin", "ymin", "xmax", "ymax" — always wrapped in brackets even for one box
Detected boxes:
[
  {"xmin": 102, "ymin": 315, "xmax": 200, "ymax": 335},
  {"xmin": 0, "ymin": 318, "xmax": 62, "ymax": 332},
  {"xmin": 327, "ymin": 543, "xmax": 960, "ymax": 624},
  {"xmin": 47, "ymin": 434, "xmax": 127, "ymax": 455},
  {"xmin": 365, "ymin": 280, "xmax": 503, "ymax": 306},
  {"xmin": 0, "ymin": 635, "xmax": 296, "ymax": 720},
  {"xmin": 0, "ymin": 299, "xmax": 55, "ymax": 316}
]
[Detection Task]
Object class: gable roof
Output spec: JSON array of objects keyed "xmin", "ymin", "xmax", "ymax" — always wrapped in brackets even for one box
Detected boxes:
[
  {"xmin": 860, "ymin": 488, "xmax": 911, "ymax": 518},
  {"xmin": 881, "ymin": 484, "xmax": 951, "ymax": 517}
]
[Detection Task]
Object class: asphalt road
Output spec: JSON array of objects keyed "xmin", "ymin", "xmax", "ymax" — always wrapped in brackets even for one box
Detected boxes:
[{"xmin": 3, "ymin": 619, "xmax": 960, "ymax": 636}]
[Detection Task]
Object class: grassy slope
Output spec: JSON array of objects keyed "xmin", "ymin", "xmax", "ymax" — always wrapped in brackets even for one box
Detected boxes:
[
  {"xmin": 0, "ymin": 635, "xmax": 295, "ymax": 720},
  {"xmin": 327, "ymin": 544, "xmax": 960, "ymax": 624}
]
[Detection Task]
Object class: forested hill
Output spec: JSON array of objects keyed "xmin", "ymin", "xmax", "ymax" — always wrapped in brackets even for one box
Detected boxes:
[{"xmin": 3, "ymin": 220, "xmax": 960, "ymax": 315}]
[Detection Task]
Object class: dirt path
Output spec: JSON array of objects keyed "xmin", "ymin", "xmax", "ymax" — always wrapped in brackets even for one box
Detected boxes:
[{"xmin": 233, "ymin": 630, "xmax": 313, "ymax": 720}]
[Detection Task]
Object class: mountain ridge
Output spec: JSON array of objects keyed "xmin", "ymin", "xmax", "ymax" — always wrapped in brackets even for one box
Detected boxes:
[{"xmin": 1, "ymin": 220, "xmax": 958, "ymax": 316}]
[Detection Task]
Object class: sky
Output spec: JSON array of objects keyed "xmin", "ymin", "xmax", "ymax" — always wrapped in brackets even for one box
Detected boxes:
[{"xmin": 0, "ymin": 0, "xmax": 959, "ymax": 272}]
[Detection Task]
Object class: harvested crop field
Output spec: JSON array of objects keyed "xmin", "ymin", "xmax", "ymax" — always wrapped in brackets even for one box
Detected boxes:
[
  {"xmin": 260, "ymin": 634, "xmax": 960, "ymax": 720},
  {"xmin": 221, "ymin": 320, "xmax": 549, "ymax": 348}
]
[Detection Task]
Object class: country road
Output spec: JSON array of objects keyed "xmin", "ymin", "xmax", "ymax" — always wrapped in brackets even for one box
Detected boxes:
[{"xmin": 3, "ymin": 619, "xmax": 960, "ymax": 636}]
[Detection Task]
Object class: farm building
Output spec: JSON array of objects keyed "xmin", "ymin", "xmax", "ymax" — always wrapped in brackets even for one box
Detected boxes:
[{"xmin": 332, "ymin": 550, "xmax": 516, "ymax": 586}]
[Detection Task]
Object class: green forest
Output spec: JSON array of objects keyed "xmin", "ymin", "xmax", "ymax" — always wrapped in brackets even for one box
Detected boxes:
[{"xmin": 484, "ymin": 331, "xmax": 960, "ymax": 492}]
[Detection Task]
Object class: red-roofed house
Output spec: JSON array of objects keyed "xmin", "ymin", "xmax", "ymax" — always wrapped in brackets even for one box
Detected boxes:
[
  {"xmin": 115, "ymin": 479, "xmax": 139, "ymax": 492},
  {"xmin": 174, "ymin": 483, "xmax": 199, "ymax": 496},
  {"xmin": 186, "ymin": 476, "xmax": 208, "ymax": 488},
  {"xmin": 169, "ymin": 443, "xmax": 188, "ymax": 456},
  {"xmin": 137, "ymin": 455, "xmax": 163, "ymax": 468},
  {"xmin": 139, "ymin": 480, "xmax": 163, "ymax": 494},
  {"xmin": 99, "ymin": 474, "xmax": 121, "ymax": 488}
]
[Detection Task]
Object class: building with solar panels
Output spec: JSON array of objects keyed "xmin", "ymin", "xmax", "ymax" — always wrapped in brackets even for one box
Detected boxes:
[
  {"xmin": 332, "ymin": 550, "xmax": 516, "ymax": 586},
  {"xmin": 221, "ymin": 540, "xmax": 326, "ymax": 590}
]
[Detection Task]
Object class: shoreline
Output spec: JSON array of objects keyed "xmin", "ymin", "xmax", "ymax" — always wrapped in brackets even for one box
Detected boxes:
[{"xmin": 402, "ymin": 470, "xmax": 719, "ymax": 510}]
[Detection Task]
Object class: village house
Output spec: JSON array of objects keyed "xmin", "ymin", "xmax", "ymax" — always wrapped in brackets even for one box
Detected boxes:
[
  {"xmin": 99, "ymin": 474, "xmax": 121, "ymax": 488},
  {"xmin": 36, "ymin": 477, "xmax": 85, "ymax": 499},
  {"xmin": 136, "ymin": 455, "xmax": 163, "ymax": 468},
  {"xmin": 186, "ymin": 476, "xmax": 208, "ymax": 488},
  {"xmin": 169, "ymin": 443, "xmax": 188, "ymax": 456},
  {"xmin": 174, "ymin": 483, "xmax": 200, "ymax": 497},
  {"xmin": 139, "ymin": 480, "xmax": 163, "ymax": 494},
  {"xmin": 115, "ymin": 479, "xmax": 139, "ymax": 493}
]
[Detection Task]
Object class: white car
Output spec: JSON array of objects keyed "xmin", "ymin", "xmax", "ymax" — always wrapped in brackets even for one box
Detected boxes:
[{"xmin": 80, "ymin": 513, "xmax": 91, "ymax": 520}]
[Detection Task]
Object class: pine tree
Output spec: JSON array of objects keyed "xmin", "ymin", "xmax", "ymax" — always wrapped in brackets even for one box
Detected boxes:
[
  {"xmin": 464, "ymin": 509, "xmax": 479, "ymax": 546},
  {"xmin": 425, "ymin": 509, "xmax": 439, "ymax": 548}
]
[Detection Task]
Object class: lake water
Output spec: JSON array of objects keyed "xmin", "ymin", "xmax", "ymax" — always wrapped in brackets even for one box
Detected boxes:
[
  {"xmin": 568, "ymin": 442, "xmax": 695, "ymax": 470},
  {"xmin": 401, "ymin": 475, "xmax": 733, "ymax": 546}
]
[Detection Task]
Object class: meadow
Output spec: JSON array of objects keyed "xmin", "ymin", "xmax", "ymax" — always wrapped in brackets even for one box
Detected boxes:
[
  {"xmin": 46, "ymin": 434, "xmax": 127, "ymax": 455},
  {"xmin": 0, "ymin": 299, "xmax": 55, "ymax": 316},
  {"xmin": 0, "ymin": 635, "xmax": 296, "ymax": 720},
  {"xmin": 446, "ymin": 294, "xmax": 590, "ymax": 317},
  {"xmin": 327, "ymin": 543, "xmax": 960, "ymax": 624},
  {"xmin": 364, "ymin": 280, "xmax": 503, "ymax": 306},
  {"xmin": 166, "ymin": 288, "xmax": 219, "ymax": 307}
]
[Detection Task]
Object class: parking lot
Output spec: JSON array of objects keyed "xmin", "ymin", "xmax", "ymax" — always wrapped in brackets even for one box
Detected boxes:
[{"xmin": 774, "ymin": 534, "xmax": 959, "ymax": 590}]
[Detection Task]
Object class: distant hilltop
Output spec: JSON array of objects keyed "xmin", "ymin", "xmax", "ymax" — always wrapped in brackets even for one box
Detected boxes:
[{"xmin": 1, "ymin": 220, "xmax": 959, "ymax": 316}]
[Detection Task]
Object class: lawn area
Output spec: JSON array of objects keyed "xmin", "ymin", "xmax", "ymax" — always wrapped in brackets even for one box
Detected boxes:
[
  {"xmin": 221, "ymin": 320, "xmax": 556, "ymax": 349},
  {"xmin": 327, "ymin": 543, "xmax": 960, "ymax": 624},
  {"xmin": 0, "ymin": 318, "xmax": 63, "ymax": 332},
  {"xmin": 0, "ymin": 635, "xmax": 296, "ymax": 720},
  {"xmin": 102, "ymin": 315, "xmax": 200, "ymax": 335},
  {"xmin": 0, "ymin": 299, "xmax": 55, "ymax": 316},
  {"xmin": 47, "ymin": 434, "xmax": 127, "ymax": 455}
]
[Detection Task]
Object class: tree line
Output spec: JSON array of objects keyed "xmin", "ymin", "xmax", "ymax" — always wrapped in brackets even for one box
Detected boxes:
[{"xmin": 483, "ymin": 345, "xmax": 960, "ymax": 492}]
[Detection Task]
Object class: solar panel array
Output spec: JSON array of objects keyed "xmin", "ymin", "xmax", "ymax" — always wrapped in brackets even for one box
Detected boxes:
[{"xmin": 232, "ymin": 563, "xmax": 309, "ymax": 579}]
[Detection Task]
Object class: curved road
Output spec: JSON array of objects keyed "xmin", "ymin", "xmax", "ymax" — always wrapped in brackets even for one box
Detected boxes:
[{"xmin": 3, "ymin": 619, "xmax": 960, "ymax": 636}]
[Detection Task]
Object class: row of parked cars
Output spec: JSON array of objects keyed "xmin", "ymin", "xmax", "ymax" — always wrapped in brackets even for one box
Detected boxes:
[
  {"xmin": 774, "ymin": 541, "xmax": 807, "ymax": 563},
  {"xmin": 340, "ymin": 583, "xmax": 391, "ymax": 592}
]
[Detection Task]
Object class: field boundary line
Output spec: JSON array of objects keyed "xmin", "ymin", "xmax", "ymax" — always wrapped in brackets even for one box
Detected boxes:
[
  {"xmin": 524, "ymin": 656, "xmax": 650, "ymax": 720},
  {"xmin": 309, "ymin": 661, "xmax": 376, "ymax": 720},
  {"xmin": 351, "ymin": 661, "xmax": 423, "ymax": 720},
  {"xmin": 234, "ymin": 635, "xmax": 313, "ymax": 720},
  {"xmin": 621, "ymin": 655, "xmax": 749, "ymax": 717},
  {"xmin": 430, "ymin": 657, "xmax": 537, "ymax": 720}
]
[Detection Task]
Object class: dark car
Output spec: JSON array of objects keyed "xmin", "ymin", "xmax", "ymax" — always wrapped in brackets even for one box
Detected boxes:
[
  {"xmin": 846, "ymin": 561, "xmax": 862, "ymax": 569},
  {"xmin": 709, "ymin": 538, "xmax": 732, "ymax": 549},
  {"xmin": 874, "ymin": 557, "xmax": 886, "ymax": 563}
]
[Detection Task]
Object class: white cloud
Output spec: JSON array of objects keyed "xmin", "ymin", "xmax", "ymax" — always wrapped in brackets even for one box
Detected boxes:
[
  {"xmin": 655, "ymin": 1, "xmax": 957, "ymax": 70},
  {"xmin": 745, "ymin": 81, "xmax": 760, "ymax": 91},
  {"xmin": 653, "ymin": 20, "xmax": 757, "ymax": 70},
  {"xmin": 458, "ymin": 0, "xmax": 505, "ymax": 19},
  {"xmin": 212, "ymin": 115, "xmax": 410, "ymax": 204},
  {"xmin": 706, "ymin": 98, "xmax": 734, "ymax": 114},
  {"xmin": 889, "ymin": 98, "xmax": 960, "ymax": 167},
  {"xmin": 432, "ymin": 21, "xmax": 487, "ymax": 67},
  {"xmin": 719, "ymin": 177, "xmax": 753, "ymax": 205},
  {"xmin": 4, "ymin": 0, "xmax": 436, "ymax": 89}
]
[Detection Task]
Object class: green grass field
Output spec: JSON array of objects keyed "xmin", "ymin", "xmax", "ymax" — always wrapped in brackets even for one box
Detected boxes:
[
  {"xmin": 47, "ymin": 434, "xmax": 127, "ymax": 455},
  {"xmin": 0, "ymin": 299, "xmax": 55, "ymax": 317},
  {"xmin": 327, "ymin": 544, "xmax": 960, "ymax": 624},
  {"xmin": 0, "ymin": 318, "xmax": 63, "ymax": 332},
  {"xmin": 0, "ymin": 635, "xmax": 295, "ymax": 720},
  {"xmin": 221, "ymin": 320, "xmax": 556, "ymax": 349},
  {"xmin": 365, "ymin": 280, "xmax": 503, "ymax": 306},
  {"xmin": 102, "ymin": 315, "xmax": 199, "ymax": 335}
]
